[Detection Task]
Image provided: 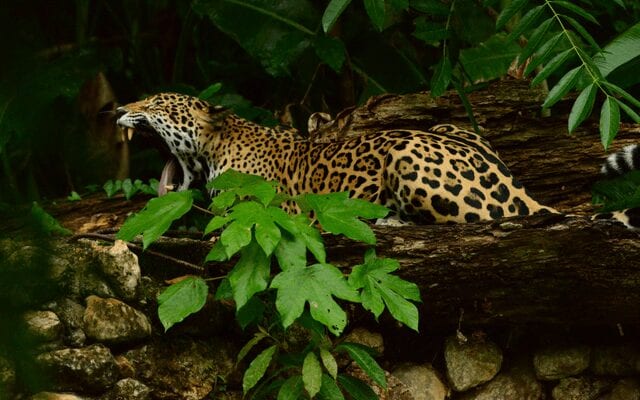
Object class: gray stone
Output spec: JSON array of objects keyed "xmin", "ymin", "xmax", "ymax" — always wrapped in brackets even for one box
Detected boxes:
[
  {"xmin": 92, "ymin": 240, "xmax": 141, "ymax": 301},
  {"xmin": 533, "ymin": 345, "xmax": 591, "ymax": 380},
  {"xmin": 30, "ymin": 393, "xmax": 87, "ymax": 400},
  {"xmin": 459, "ymin": 363, "xmax": 542, "ymax": 400},
  {"xmin": 344, "ymin": 327, "xmax": 385, "ymax": 355},
  {"xmin": 51, "ymin": 298, "xmax": 87, "ymax": 347},
  {"xmin": 551, "ymin": 376, "xmax": 611, "ymax": 400},
  {"xmin": 83, "ymin": 296, "xmax": 151, "ymax": 344},
  {"xmin": 23, "ymin": 310, "xmax": 63, "ymax": 342},
  {"xmin": 590, "ymin": 345, "xmax": 640, "ymax": 376},
  {"xmin": 104, "ymin": 378, "xmax": 151, "ymax": 400},
  {"xmin": 0, "ymin": 356, "xmax": 16, "ymax": 400},
  {"xmin": 35, "ymin": 343, "xmax": 120, "ymax": 392},
  {"xmin": 444, "ymin": 335, "xmax": 503, "ymax": 392},
  {"xmin": 603, "ymin": 378, "xmax": 640, "ymax": 400},
  {"xmin": 123, "ymin": 338, "xmax": 236, "ymax": 400},
  {"xmin": 392, "ymin": 363, "xmax": 447, "ymax": 400}
]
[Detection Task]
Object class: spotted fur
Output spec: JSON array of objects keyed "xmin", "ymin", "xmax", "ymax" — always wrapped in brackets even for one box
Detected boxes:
[{"xmin": 116, "ymin": 92, "xmax": 555, "ymax": 224}]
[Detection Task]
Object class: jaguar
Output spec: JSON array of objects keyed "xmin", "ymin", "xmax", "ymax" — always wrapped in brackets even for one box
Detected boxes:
[{"xmin": 116, "ymin": 92, "xmax": 557, "ymax": 224}]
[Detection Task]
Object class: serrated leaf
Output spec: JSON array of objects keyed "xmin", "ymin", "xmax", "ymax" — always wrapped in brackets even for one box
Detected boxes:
[
  {"xmin": 594, "ymin": 22, "xmax": 640, "ymax": 78},
  {"xmin": 116, "ymin": 191, "xmax": 193, "ymax": 249},
  {"xmin": 430, "ymin": 57, "xmax": 452, "ymax": 97},
  {"xmin": 278, "ymin": 375, "xmax": 304, "ymax": 400},
  {"xmin": 243, "ymin": 344, "xmax": 277, "ymax": 394},
  {"xmin": 198, "ymin": 82, "xmax": 222, "ymax": 100},
  {"xmin": 518, "ymin": 18, "xmax": 554, "ymax": 64},
  {"xmin": 459, "ymin": 33, "xmax": 522, "ymax": 83},
  {"xmin": 524, "ymin": 31, "xmax": 564, "ymax": 76},
  {"xmin": 496, "ymin": 0, "xmax": 528, "ymax": 30},
  {"xmin": 600, "ymin": 96, "xmax": 620, "ymax": 150},
  {"xmin": 228, "ymin": 239, "xmax": 271, "ymax": 310},
  {"xmin": 157, "ymin": 276, "xmax": 208, "ymax": 331},
  {"xmin": 615, "ymin": 99, "xmax": 640, "ymax": 123},
  {"xmin": 303, "ymin": 352, "xmax": 323, "ymax": 398},
  {"xmin": 271, "ymin": 263, "xmax": 359, "ymax": 335},
  {"xmin": 349, "ymin": 250, "xmax": 421, "ymax": 331},
  {"xmin": 412, "ymin": 18, "xmax": 449, "ymax": 43},
  {"xmin": 542, "ymin": 65, "xmax": 583, "ymax": 109},
  {"xmin": 568, "ymin": 82, "xmax": 597, "ymax": 133},
  {"xmin": 320, "ymin": 348, "xmax": 338, "ymax": 380},
  {"xmin": 318, "ymin": 374, "xmax": 345, "ymax": 400},
  {"xmin": 364, "ymin": 0, "xmax": 386, "ymax": 31},
  {"xmin": 551, "ymin": 1, "xmax": 598, "ymax": 25},
  {"xmin": 337, "ymin": 375, "xmax": 378, "ymax": 400},
  {"xmin": 322, "ymin": 0, "xmax": 352, "ymax": 33},
  {"xmin": 531, "ymin": 48, "xmax": 574, "ymax": 87},
  {"xmin": 336, "ymin": 343, "xmax": 386, "ymax": 388},
  {"xmin": 237, "ymin": 332, "xmax": 268, "ymax": 364},
  {"xmin": 315, "ymin": 36, "xmax": 346, "ymax": 72},
  {"xmin": 563, "ymin": 15, "xmax": 600, "ymax": 52},
  {"xmin": 507, "ymin": 4, "xmax": 546, "ymax": 42}
]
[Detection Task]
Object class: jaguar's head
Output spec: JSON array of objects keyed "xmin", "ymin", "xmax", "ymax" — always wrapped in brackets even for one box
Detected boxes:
[{"xmin": 116, "ymin": 92, "xmax": 220, "ymax": 194}]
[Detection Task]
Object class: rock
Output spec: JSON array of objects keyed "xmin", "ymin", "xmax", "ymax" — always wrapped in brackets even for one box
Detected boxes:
[
  {"xmin": 0, "ymin": 356, "xmax": 16, "ymax": 400},
  {"xmin": 603, "ymin": 378, "xmax": 640, "ymax": 400},
  {"xmin": 392, "ymin": 363, "xmax": 447, "ymax": 400},
  {"xmin": 104, "ymin": 378, "xmax": 151, "ymax": 400},
  {"xmin": 459, "ymin": 363, "xmax": 542, "ymax": 400},
  {"xmin": 590, "ymin": 345, "xmax": 640, "ymax": 376},
  {"xmin": 35, "ymin": 343, "xmax": 120, "ymax": 392},
  {"xmin": 533, "ymin": 345, "xmax": 591, "ymax": 380},
  {"xmin": 344, "ymin": 327, "xmax": 385, "ymax": 355},
  {"xmin": 444, "ymin": 335, "xmax": 503, "ymax": 392},
  {"xmin": 92, "ymin": 240, "xmax": 141, "ymax": 301},
  {"xmin": 30, "ymin": 393, "xmax": 87, "ymax": 400},
  {"xmin": 551, "ymin": 376, "xmax": 611, "ymax": 400},
  {"xmin": 83, "ymin": 296, "xmax": 151, "ymax": 344},
  {"xmin": 346, "ymin": 363, "xmax": 414, "ymax": 400},
  {"xmin": 123, "ymin": 338, "xmax": 236, "ymax": 400},
  {"xmin": 23, "ymin": 310, "xmax": 64, "ymax": 342},
  {"xmin": 51, "ymin": 298, "xmax": 87, "ymax": 347}
]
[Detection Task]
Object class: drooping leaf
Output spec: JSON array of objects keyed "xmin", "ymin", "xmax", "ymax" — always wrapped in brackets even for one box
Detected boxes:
[
  {"xmin": 524, "ymin": 31, "xmax": 564, "ymax": 76},
  {"xmin": 302, "ymin": 352, "xmax": 323, "ymax": 398},
  {"xmin": 496, "ymin": 0, "xmax": 528, "ymax": 30},
  {"xmin": 204, "ymin": 215, "xmax": 231, "ymax": 235},
  {"xmin": 542, "ymin": 65, "xmax": 583, "ymax": 109},
  {"xmin": 320, "ymin": 347, "xmax": 338, "ymax": 380},
  {"xmin": 243, "ymin": 344, "xmax": 277, "ymax": 394},
  {"xmin": 270, "ymin": 263, "xmax": 359, "ymax": 335},
  {"xmin": 568, "ymin": 82, "xmax": 597, "ymax": 133},
  {"xmin": 594, "ymin": 22, "xmax": 640, "ymax": 79},
  {"xmin": 103, "ymin": 179, "xmax": 122, "ymax": 198},
  {"xmin": 220, "ymin": 220, "xmax": 253, "ymax": 258},
  {"xmin": 315, "ymin": 36, "xmax": 346, "ymax": 72},
  {"xmin": 600, "ymin": 96, "xmax": 620, "ymax": 150},
  {"xmin": 278, "ymin": 375, "xmax": 304, "ymax": 400},
  {"xmin": 116, "ymin": 191, "xmax": 193, "ymax": 249},
  {"xmin": 563, "ymin": 15, "xmax": 600, "ymax": 51},
  {"xmin": 507, "ymin": 4, "xmax": 546, "ymax": 42},
  {"xmin": 318, "ymin": 374, "xmax": 345, "ymax": 400},
  {"xmin": 322, "ymin": 0, "xmax": 352, "ymax": 33},
  {"xmin": 615, "ymin": 99, "xmax": 640, "ymax": 124},
  {"xmin": 30, "ymin": 202, "xmax": 72, "ymax": 236},
  {"xmin": 236, "ymin": 296, "xmax": 266, "ymax": 328},
  {"xmin": 364, "ymin": 0, "xmax": 386, "ymax": 31},
  {"xmin": 551, "ymin": 1, "xmax": 598, "ymax": 25},
  {"xmin": 157, "ymin": 276, "xmax": 208, "ymax": 331},
  {"xmin": 237, "ymin": 332, "xmax": 268, "ymax": 364},
  {"xmin": 602, "ymin": 81, "xmax": 640, "ymax": 109},
  {"xmin": 518, "ymin": 18, "xmax": 554, "ymax": 64},
  {"xmin": 459, "ymin": 34, "xmax": 521, "ymax": 83},
  {"xmin": 530, "ymin": 48, "xmax": 574, "ymax": 87},
  {"xmin": 336, "ymin": 343, "xmax": 386, "ymax": 388},
  {"xmin": 337, "ymin": 375, "xmax": 378, "ymax": 400},
  {"xmin": 198, "ymin": 82, "xmax": 223, "ymax": 101},
  {"xmin": 228, "ymin": 239, "xmax": 271, "ymax": 310},
  {"xmin": 430, "ymin": 57, "xmax": 452, "ymax": 97}
]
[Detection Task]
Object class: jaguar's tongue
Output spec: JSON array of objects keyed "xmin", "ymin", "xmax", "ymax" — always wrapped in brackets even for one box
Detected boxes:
[{"xmin": 158, "ymin": 158, "xmax": 178, "ymax": 196}]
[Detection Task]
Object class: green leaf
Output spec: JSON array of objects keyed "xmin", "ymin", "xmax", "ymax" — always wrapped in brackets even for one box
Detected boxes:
[
  {"xmin": 204, "ymin": 215, "xmax": 230, "ymax": 235},
  {"xmin": 412, "ymin": 18, "xmax": 449, "ymax": 43},
  {"xmin": 336, "ymin": 343, "xmax": 386, "ymax": 388},
  {"xmin": 157, "ymin": 276, "xmax": 208, "ymax": 331},
  {"xmin": 198, "ymin": 82, "xmax": 223, "ymax": 101},
  {"xmin": 228, "ymin": 239, "xmax": 271, "ymax": 310},
  {"xmin": 274, "ymin": 231, "xmax": 307, "ymax": 271},
  {"xmin": 116, "ymin": 191, "xmax": 193, "ymax": 249},
  {"xmin": 30, "ymin": 202, "xmax": 72, "ymax": 236},
  {"xmin": 237, "ymin": 332, "xmax": 268, "ymax": 364},
  {"xmin": 220, "ymin": 220, "xmax": 253, "ymax": 258},
  {"xmin": 364, "ymin": 0, "xmax": 386, "ymax": 31},
  {"xmin": 563, "ymin": 15, "xmax": 600, "ymax": 51},
  {"xmin": 293, "ymin": 214, "xmax": 327, "ymax": 263},
  {"xmin": 615, "ymin": 99, "xmax": 640, "ymax": 123},
  {"xmin": 568, "ymin": 82, "xmax": 597, "ymax": 133},
  {"xmin": 524, "ymin": 31, "xmax": 564, "ymax": 76},
  {"xmin": 206, "ymin": 240, "xmax": 229, "ymax": 262},
  {"xmin": 214, "ymin": 278, "xmax": 233, "ymax": 300},
  {"xmin": 303, "ymin": 352, "xmax": 323, "ymax": 398},
  {"xmin": 337, "ymin": 375, "xmax": 378, "ymax": 400},
  {"xmin": 271, "ymin": 263, "xmax": 359, "ymax": 335},
  {"xmin": 600, "ymin": 96, "xmax": 620, "ymax": 150},
  {"xmin": 122, "ymin": 178, "xmax": 138, "ymax": 200},
  {"xmin": 551, "ymin": 1, "xmax": 598, "ymax": 25},
  {"xmin": 430, "ymin": 57, "xmax": 452, "ymax": 97},
  {"xmin": 278, "ymin": 375, "xmax": 304, "ymax": 400},
  {"xmin": 315, "ymin": 36, "xmax": 346, "ymax": 72},
  {"xmin": 459, "ymin": 33, "xmax": 522, "ymax": 83},
  {"xmin": 594, "ymin": 22, "xmax": 640, "ymax": 78},
  {"xmin": 103, "ymin": 179, "xmax": 122, "ymax": 198},
  {"xmin": 320, "ymin": 348, "xmax": 338, "ymax": 380},
  {"xmin": 318, "ymin": 374, "xmax": 345, "ymax": 400},
  {"xmin": 67, "ymin": 191, "xmax": 81, "ymax": 201},
  {"xmin": 209, "ymin": 169, "xmax": 278, "ymax": 207},
  {"xmin": 237, "ymin": 296, "xmax": 266, "ymax": 329},
  {"xmin": 530, "ymin": 48, "xmax": 574, "ymax": 87},
  {"xmin": 496, "ymin": 0, "xmax": 528, "ymax": 30},
  {"xmin": 410, "ymin": 0, "xmax": 449, "ymax": 15},
  {"xmin": 507, "ymin": 4, "xmax": 546, "ymax": 42},
  {"xmin": 592, "ymin": 170, "xmax": 640, "ymax": 212},
  {"xmin": 518, "ymin": 18, "xmax": 553, "ymax": 64},
  {"xmin": 542, "ymin": 65, "xmax": 583, "ymax": 109},
  {"xmin": 602, "ymin": 81, "xmax": 640, "ymax": 109},
  {"xmin": 322, "ymin": 0, "xmax": 352, "ymax": 33},
  {"xmin": 297, "ymin": 192, "xmax": 388, "ymax": 245},
  {"xmin": 349, "ymin": 250, "xmax": 421, "ymax": 331},
  {"xmin": 243, "ymin": 344, "xmax": 277, "ymax": 394}
]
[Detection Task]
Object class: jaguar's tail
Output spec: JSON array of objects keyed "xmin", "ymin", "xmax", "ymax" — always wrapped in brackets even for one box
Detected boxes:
[{"xmin": 600, "ymin": 144, "xmax": 640, "ymax": 177}]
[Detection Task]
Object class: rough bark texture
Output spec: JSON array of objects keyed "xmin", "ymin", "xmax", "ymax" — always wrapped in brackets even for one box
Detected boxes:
[{"xmin": 46, "ymin": 79, "xmax": 640, "ymax": 331}]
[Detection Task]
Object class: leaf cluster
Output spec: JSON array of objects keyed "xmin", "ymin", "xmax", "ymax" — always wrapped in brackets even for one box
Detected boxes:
[{"xmin": 103, "ymin": 178, "xmax": 159, "ymax": 200}]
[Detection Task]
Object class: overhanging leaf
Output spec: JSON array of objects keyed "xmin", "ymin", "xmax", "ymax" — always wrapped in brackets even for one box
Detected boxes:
[
  {"xmin": 568, "ymin": 82, "xmax": 596, "ymax": 133},
  {"xmin": 524, "ymin": 31, "xmax": 564, "ymax": 76},
  {"xmin": 228, "ymin": 239, "xmax": 271, "ymax": 310},
  {"xmin": 542, "ymin": 65, "xmax": 583, "ymax": 109},
  {"xmin": 364, "ymin": 0, "xmax": 386, "ymax": 31},
  {"xmin": 551, "ymin": 1, "xmax": 598, "ymax": 25},
  {"xmin": 322, "ymin": 0, "xmax": 352, "ymax": 33},
  {"xmin": 594, "ymin": 22, "xmax": 640, "ymax": 78},
  {"xmin": 336, "ymin": 343, "xmax": 386, "ymax": 388},
  {"xmin": 531, "ymin": 48, "xmax": 574, "ymax": 87},
  {"xmin": 243, "ymin": 344, "xmax": 277, "ymax": 394},
  {"xmin": 157, "ymin": 276, "xmax": 208, "ymax": 331},
  {"xmin": 507, "ymin": 4, "xmax": 546, "ymax": 42},
  {"xmin": 459, "ymin": 33, "xmax": 521, "ymax": 83},
  {"xmin": 315, "ymin": 36, "xmax": 346, "ymax": 72},
  {"xmin": 430, "ymin": 57, "xmax": 452, "ymax": 97},
  {"xmin": 615, "ymin": 99, "xmax": 640, "ymax": 123},
  {"xmin": 495, "ymin": 0, "xmax": 528, "ymax": 30},
  {"xmin": 600, "ymin": 96, "xmax": 620, "ymax": 150}
]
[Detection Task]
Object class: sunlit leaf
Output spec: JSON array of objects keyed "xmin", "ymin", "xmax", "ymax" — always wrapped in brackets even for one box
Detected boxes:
[
  {"xmin": 302, "ymin": 352, "xmax": 323, "ymax": 398},
  {"xmin": 594, "ymin": 22, "xmax": 640, "ymax": 78},
  {"xmin": 322, "ymin": 0, "xmax": 352, "ymax": 33},
  {"xmin": 336, "ymin": 343, "xmax": 386, "ymax": 388},
  {"xmin": 157, "ymin": 276, "xmax": 208, "ymax": 331},
  {"xmin": 243, "ymin": 345, "xmax": 277, "ymax": 393}
]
